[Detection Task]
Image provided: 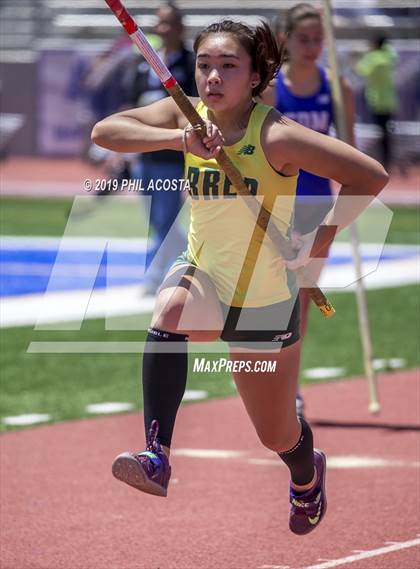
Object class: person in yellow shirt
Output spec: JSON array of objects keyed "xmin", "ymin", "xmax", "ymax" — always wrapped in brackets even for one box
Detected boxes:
[
  {"xmin": 92, "ymin": 19, "xmax": 388, "ymax": 535},
  {"xmin": 356, "ymin": 35, "xmax": 398, "ymax": 169}
]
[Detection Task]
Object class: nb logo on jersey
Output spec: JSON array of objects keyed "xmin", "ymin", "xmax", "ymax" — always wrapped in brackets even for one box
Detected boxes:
[{"xmin": 238, "ymin": 144, "xmax": 255, "ymax": 155}]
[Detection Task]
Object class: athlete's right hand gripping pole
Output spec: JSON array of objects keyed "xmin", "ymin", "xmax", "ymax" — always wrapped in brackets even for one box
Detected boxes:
[{"xmin": 104, "ymin": 0, "xmax": 334, "ymax": 318}]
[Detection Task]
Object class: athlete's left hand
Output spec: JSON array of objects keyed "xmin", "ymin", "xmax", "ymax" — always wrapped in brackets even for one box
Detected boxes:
[
  {"xmin": 289, "ymin": 230, "xmax": 304, "ymax": 253},
  {"xmin": 284, "ymin": 229, "xmax": 317, "ymax": 270}
]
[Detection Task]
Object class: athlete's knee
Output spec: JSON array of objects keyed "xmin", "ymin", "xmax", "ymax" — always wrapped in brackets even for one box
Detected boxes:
[
  {"xmin": 257, "ymin": 421, "xmax": 301, "ymax": 453},
  {"xmin": 153, "ymin": 294, "xmax": 221, "ymax": 341}
]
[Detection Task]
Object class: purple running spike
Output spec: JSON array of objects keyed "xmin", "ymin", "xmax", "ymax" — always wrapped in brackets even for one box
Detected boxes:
[
  {"xmin": 289, "ymin": 449, "xmax": 327, "ymax": 535},
  {"xmin": 112, "ymin": 420, "xmax": 171, "ymax": 497}
]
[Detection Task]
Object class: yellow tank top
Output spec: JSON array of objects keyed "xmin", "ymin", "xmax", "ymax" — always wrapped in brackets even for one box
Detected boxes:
[{"xmin": 185, "ymin": 101, "xmax": 298, "ymax": 307}]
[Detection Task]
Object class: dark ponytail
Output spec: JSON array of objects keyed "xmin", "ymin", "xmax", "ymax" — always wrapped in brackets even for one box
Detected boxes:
[
  {"xmin": 194, "ymin": 20, "xmax": 285, "ymax": 97},
  {"xmin": 253, "ymin": 22, "xmax": 285, "ymax": 96}
]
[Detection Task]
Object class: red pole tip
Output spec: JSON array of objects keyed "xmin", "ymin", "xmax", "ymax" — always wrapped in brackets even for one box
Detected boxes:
[
  {"xmin": 105, "ymin": 0, "xmax": 138, "ymax": 35},
  {"xmin": 164, "ymin": 77, "xmax": 177, "ymax": 89}
]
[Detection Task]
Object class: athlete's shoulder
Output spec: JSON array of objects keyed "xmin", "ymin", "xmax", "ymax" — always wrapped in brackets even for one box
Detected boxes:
[
  {"xmin": 261, "ymin": 106, "xmax": 293, "ymax": 140},
  {"xmin": 254, "ymin": 101, "xmax": 276, "ymax": 116},
  {"xmin": 260, "ymin": 108, "xmax": 302, "ymax": 173}
]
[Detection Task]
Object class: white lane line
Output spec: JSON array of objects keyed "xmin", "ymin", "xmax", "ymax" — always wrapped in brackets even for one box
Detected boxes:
[
  {"xmin": 373, "ymin": 358, "xmax": 407, "ymax": 370},
  {"xmin": 182, "ymin": 390, "xmax": 208, "ymax": 402},
  {"xmin": 2, "ymin": 413, "xmax": 51, "ymax": 426},
  {"xmin": 170, "ymin": 450, "xmax": 420, "ymax": 468},
  {"xmin": 258, "ymin": 565, "xmax": 290, "ymax": 569},
  {"xmin": 303, "ymin": 367, "xmax": 346, "ymax": 380},
  {"xmin": 172, "ymin": 449, "xmax": 246, "ymax": 459},
  {"xmin": 86, "ymin": 402, "xmax": 134, "ymax": 414},
  {"xmin": 325, "ymin": 456, "xmax": 420, "ymax": 469},
  {"xmin": 304, "ymin": 537, "xmax": 420, "ymax": 569},
  {"xmin": 248, "ymin": 456, "xmax": 420, "ymax": 469}
]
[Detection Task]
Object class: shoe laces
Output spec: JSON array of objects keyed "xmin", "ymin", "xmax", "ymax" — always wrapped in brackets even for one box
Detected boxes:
[
  {"xmin": 133, "ymin": 421, "xmax": 163, "ymax": 476},
  {"xmin": 145, "ymin": 419, "xmax": 161, "ymax": 453},
  {"xmin": 291, "ymin": 489, "xmax": 321, "ymax": 515}
]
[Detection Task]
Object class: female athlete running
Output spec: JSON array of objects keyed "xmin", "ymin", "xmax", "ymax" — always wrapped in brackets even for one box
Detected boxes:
[{"xmin": 92, "ymin": 19, "xmax": 387, "ymax": 535}]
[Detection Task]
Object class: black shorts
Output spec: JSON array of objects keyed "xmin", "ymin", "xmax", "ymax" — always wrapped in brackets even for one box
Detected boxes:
[
  {"xmin": 220, "ymin": 295, "xmax": 300, "ymax": 350},
  {"xmin": 170, "ymin": 252, "xmax": 300, "ymax": 350}
]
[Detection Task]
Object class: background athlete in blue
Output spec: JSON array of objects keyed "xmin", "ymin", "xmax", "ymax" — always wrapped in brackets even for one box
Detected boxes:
[{"xmin": 261, "ymin": 3, "xmax": 355, "ymax": 416}]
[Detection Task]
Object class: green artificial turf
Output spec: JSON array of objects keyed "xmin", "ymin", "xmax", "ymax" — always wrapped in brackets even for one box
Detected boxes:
[
  {"xmin": 0, "ymin": 197, "xmax": 73, "ymax": 237},
  {"xmin": 0, "ymin": 195, "xmax": 187, "ymax": 238}
]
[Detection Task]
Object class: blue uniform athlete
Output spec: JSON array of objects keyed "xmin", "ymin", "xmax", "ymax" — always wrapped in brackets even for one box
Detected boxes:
[{"xmin": 262, "ymin": 3, "xmax": 355, "ymax": 416}]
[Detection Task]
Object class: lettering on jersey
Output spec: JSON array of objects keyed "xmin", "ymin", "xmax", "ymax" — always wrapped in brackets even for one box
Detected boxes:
[
  {"xmin": 203, "ymin": 169, "xmax": 221, "ymax": 199},
  {"xmin": 186, "ymin": 166, "xmax": 258, "ymax": 199},
  {"xmin": 223, "ymin": 175, "xmax": 237, "ymax": 199},
  {"xmin": 286, "ymin": 110, "xmax": 330, "ymax": 133},
  {"xmin": 187, "ymin": 166, "xmax": 200, "ymax": 198},
  {"xmin": 244, "ymin": 177, "xmax": 258, "ymax": 196}
]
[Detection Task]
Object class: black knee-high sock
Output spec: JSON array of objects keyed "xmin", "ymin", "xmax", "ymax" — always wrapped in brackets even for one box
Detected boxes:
[
  {"xmin": 142, "ymin": 327, "xmax": 188, "ymax": 448},
  {"xmin": 278, "ymin": 418, "xmax": 315, "ymax": 486}
]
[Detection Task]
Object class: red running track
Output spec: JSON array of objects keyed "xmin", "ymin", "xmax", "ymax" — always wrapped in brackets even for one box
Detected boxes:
[{"xmin": 1, "ymin": 370, "xmax": 419, "ymax": 569}]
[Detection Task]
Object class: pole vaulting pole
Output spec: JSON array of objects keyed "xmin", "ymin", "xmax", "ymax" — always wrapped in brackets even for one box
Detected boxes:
[{"xmin": 322, "ymin": 0, "xmax": 380, "ymax": 413}]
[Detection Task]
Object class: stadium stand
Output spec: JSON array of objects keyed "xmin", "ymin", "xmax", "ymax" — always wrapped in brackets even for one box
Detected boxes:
[{"xmin": 0, "ymin": 1, "xmax": 419, "ymax": 159}]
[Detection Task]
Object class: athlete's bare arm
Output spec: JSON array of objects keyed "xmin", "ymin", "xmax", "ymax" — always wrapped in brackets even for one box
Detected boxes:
[
  {"xmin": 91, "ymin": 96, "xmax": 224, "ymax": 159},
  {"xmin": 263, "ymin": 109, "xmax": 387, "ymax": 196},
  {"xmin": 261, "ymin": 110, "xmax": 388, "ymax": 267},
  {"xmin": 91, "ymin": 97, "xmax": 200, "ymax": 153}
]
